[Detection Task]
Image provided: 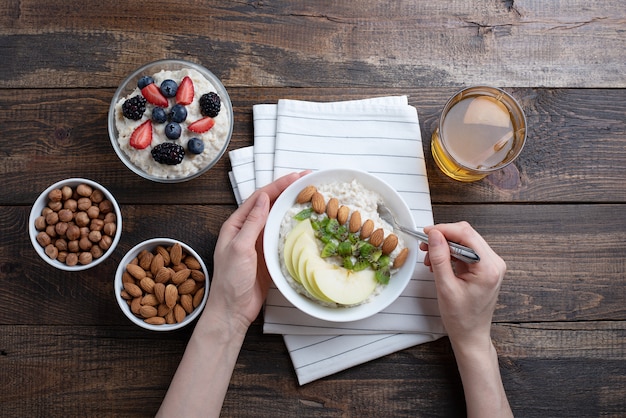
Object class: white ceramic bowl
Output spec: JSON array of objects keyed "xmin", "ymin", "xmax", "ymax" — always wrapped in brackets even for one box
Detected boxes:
[
  {"xmin": 114, "ymin": 238, "xmax": 210, "ymax": 331},
  {"xmin": 29, "ymin": 178, "xmax": 122, "ymax": 272},
  {"xmin": 263, "ymin": 169, "xmax": 418, "ymax": 322},
  {"xmin": 108, "ymin": 59, "xmax": 233, "ymax": 183}
]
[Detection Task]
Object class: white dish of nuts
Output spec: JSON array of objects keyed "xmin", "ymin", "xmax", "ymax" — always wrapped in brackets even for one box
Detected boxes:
[
  {"xmin": 264, "ymin": 169, "xmax": 418, "ymax": 322},
  {"xmin": 29, "ymin": 178, "xmax": 122, "ymax": 271},
  {"xmin": 114, "ymin": 238, "xmax": 209, "ymax": 331}
]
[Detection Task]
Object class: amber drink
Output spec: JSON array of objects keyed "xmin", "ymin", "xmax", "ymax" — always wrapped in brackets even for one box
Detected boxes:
[{"xmin": 431, "ymin": 86, "xmax": 526, "ymax": 182}]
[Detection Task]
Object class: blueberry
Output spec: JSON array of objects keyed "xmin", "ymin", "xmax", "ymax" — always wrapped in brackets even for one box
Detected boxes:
[
  {"xmin": 160, "ymin": 79, "xmax": 178, "ymax": 98},
  {"xmin": 165, "ymin": 122, "xmax": 182, "ymax": 140},
  {"xmin": 187, "ymin": 137, "xmax": 204, "ymax": 154},
  {"xmin": 170, "ymin": 104, "xmax": 188, "ymax": 123},
  {"xmin": 151, "ymin": 107, "xmax": 168, "ymax": 124},
  {"xmin": 137, "ymin": 75, "xmax": 154, "ymax": 89}
]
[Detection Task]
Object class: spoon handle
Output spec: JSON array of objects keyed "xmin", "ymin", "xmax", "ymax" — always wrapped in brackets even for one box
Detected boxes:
[{"xmin": 396, "ymin": 226, "xmax": 480, "ymax": 264}]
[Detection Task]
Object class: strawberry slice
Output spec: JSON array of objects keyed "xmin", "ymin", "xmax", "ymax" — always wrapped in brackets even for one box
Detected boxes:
[
  {"xmin": 141, "ymin": 83, "xmax": 169, "ymax": 107},
  {"xmin": 188, "ymin": 117, "xmax": 215, "ymax": 133},
  {"xmin": 176, "ymin": 76, "xmax": 194, "ymax": 105},
  {"xmin": 129, "ymin": 120, "xmax": 153, "ymax": 149}
]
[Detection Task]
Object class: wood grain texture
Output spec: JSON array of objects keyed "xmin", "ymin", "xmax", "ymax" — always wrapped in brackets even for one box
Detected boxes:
[{"xmin": 1, "ymin": 0, "xmax": 624, "ymax": 88}]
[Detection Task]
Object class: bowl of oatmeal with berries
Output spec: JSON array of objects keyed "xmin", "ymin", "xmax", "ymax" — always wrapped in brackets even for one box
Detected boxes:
[
  {"xmin": 108, "ymin": 59, "xmax": 233, "ymax": 183},
  {"xmin": 264, "ymin": 169, "xmax": 418, "ymax": 322}
]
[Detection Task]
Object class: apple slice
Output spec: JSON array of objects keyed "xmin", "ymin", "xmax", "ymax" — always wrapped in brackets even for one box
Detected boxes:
[
  {"xmin": 293, "ymin": 234, "xmax": 334, "ymax": 302},
  {"xmin": 463, "ymin": 96, "xmax": 511, "ymax": 128},
  {"xmin": 312, "ymin": 264, "xmax": 377, "ymax": 305},
  {"xmin": 303, "ymin": 255, "xmax": 336, "ymax": 303},
  {"xmin": 283, "ymin": 219, "xmax": 314, "ymax": 283}
]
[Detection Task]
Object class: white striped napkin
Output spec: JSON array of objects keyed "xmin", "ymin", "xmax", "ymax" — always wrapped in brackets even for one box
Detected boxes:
[{"xmin": 228, "ymin": 97, "xmax": 444, "ymax": 385}]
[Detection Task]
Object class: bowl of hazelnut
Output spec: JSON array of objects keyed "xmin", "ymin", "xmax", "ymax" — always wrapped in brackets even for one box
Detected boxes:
[
  {"xmin": 114, "ymin": 238, "xmax": 209, "ymax": 331},
  {"xmin": 29, "ymin": 178, "xmax": 122, "ymax": 271}
]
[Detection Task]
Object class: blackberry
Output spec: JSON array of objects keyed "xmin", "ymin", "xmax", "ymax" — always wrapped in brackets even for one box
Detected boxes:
[
  {"xmin": 151, "ymin": 143, "xmax": 185, "ymax": 165},
  {"xmin": 122, "ymin": 95, "xmax": 147, "ymax": 120},
  {"xmin": 199, "ymin": 92, "xmax": 221, "ymax": 117}
]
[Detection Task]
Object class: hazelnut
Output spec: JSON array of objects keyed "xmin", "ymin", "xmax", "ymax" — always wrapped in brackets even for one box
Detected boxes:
[
  {"xmin": 99, "ymin": 235, "xmax": 112, "ymax": 250},
  {"xmin": 90, "ymin": 218, "xmax": 104, "ymax": 231},
  {"xmin": 54, "ymin": 222, "xmax": 69, "ymax": 236},
  {"xmin": 68, "ymin": 240, "xmax": 80, "ymax": 253},
  {"xmin": 45, "ymin": 225, "xmax": 57, "ymax": 238},
  {"xmin": 99, "ymin": 200, "xmax": 113, "ymax": 214},
  {"xmin": 36, "ymin": 231, "xmax": 52, "ymax": 247},
  {"xmin": 80, "ymin": 226, "xmax": 90, "ymax": 238},
  {"xmin": 57, "ymin": 251, "xmax": 68, "ymax": 263},
  {"xmin": 104, "ymin": 213, "xmax": 116, "ymax": 224},
  {"xmin": 61, "ymin": 186, "xmax": 73, "ymax": 200},
  {"xmin": 87, "ymin": 205, "xmax": 100, "ymax": 219},
  {"xmin": 66, "ymin": 225, "xmax": 81, "ymax": 241},
  {"xmin": 79, "ymin": 236, "xmax": 92, "ymax": 251},
  {"xmin": 66, "ymin": 253, "xmax": 79, "ymax": 266},
  {"xmin": 64, "ymin": 199, "xmax": 77, "ymax": 212},
  {"xmin": 48, "ymin": 189, "xmax": 63, "ymax": 202},
  {"xmin": 58, "ymin": 208, "xmax": 73, "ymax": 222},
  {"xmin": 90, "ymin": 189, "xmax": 104, "ymax": 203},
  {"xmin": 75, "ymin": 212, "xmax": 90, "ymax": 227},
  {"xmin": 103, "ymin": 222, "xmax": 116, "ymax": 237},
  {"xmin": 55, "ymin": 238, "xmax": 68, "ymax": 252},
  {"xmin": 76, "ymin": 184, "xmax": 93, "ymax": 197},
  {"xmin": 47, "ymin": 200, "xmax": 62, "ymax": 211},
  {"xmin": 78, "ymin": 252, "xmax": 93, "ymax": 265},
  {"xmin": 45, "ymin": 244, "xmax": 59, "ymax": 259},
  {"xmin": 45, "ymin": 211, "xmax": 59, "ymax": 225},
  {"xmin": 90, "ymin": 245, "xmax": 104, "ymax": 259},
  {"xmin": 88, "ymin": 230, "xmax": 102, "ymax": 243},
  {"xmin": 77, "ymin": 197, "xmax": 92, "ymax": 211},
  {"xmin": 35, "ymin": 216, "xmax": 47, "ymax": 230}
]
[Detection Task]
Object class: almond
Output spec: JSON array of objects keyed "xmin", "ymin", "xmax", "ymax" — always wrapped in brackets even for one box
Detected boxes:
[
  {"xmin": 141, "ymin": 294, "xmax": 159, "ymax": 307},
  {"xmin": 122, "ymin": 271, "xmax": 135, "ymax": 284},
  {"xmin": 349, "ymin": 211, "xmax": 362, "ymax": 233},
  {"xmin": 326, "ymin": 198, "xmax": 339, "ymax": 219},
  {"xmin": 369, "ymin": 228, "xmax": 385, "ymax": 247},
  {"xmin": 171, "ymin": 262, "xmax": 187, "ymax": 272},
  {"xmin": 172, "ymin": 268, "xmax": 191, "ymax": 285},
  {"xmin": 123, "ymin": 282, "xmax": 143, "ymax": 298},
  {"xmin": 296, "ymin": 185, "xmax": 317, "ymax": 204},
  {"xmin": 156, "ymin": 246, "xmax": 171, "ymax": 265},
  {"xmin": 184, "ymin": 256, "xmax": 201, "ymax": 270},
  {"xmin": 153, "ymin": 282, "xmax": 166, "ymax": 304},
  {"xmin": 120, "ymin": 290, "xmax": 132, "ymax": 300},
  {"xmin": 177, "ymin": 279, "xmax": 196, "ymax": 295},
  {"xmin": 193, "ymin": 287, "xmax": 205, "ymax": 308},
  {"xmin": 180, "ymin": 294, "xmax": 194, "ymax": 314},
  {"xmin": 139, "ymin": 251, "xmax": 154, "ymax": 271},
  {"xmin": 130, "ymin": 297, "xmax": 142, "ymax": 314},
  {"xmin": 157, "ymin": 303, "xmax": 171, "ymax": 317},
  {"xmin": 174, "ymin": 304, "xmax": 187, "ymax": 323},
  {"xmin": 150, "ymin": 253, "xmax": 165, "ymax": 276},
  {"xmin": 337, "ymin": 205, "xmax": 349, "ymax": 225},
  {"xmin": 154, "ymin": 266, "xmax": 171, "ymax": 284},
  {"xmin": 126, "ymin": 263, "xmax": 146, "ymax": 280},
  {"xmin": 139, "ymin": 277, "xmax": 155, "ymax": 294},
  {"xmin": 382, "ymin": 234, "xmax": 399, "ymax": 255},
  {"xmin": 360, "ymin": 219, "xmax": 374, "ymax": 239},
  {"xmin": 190, "ymin": 269, "xmax": 206, "ymax": 282},
  {"xmin": 145, "ymin": 316, "xmax": 166, "ymax": 325},
  {"xmin": 170, "ymin": 243, "xmax": 183, "ymax": 265},
  {"xmin": 139, "ymin": 305, "xmax": 157, "ymax": 318},
  {"xmin": 165, "ymin": 309, "xmax": 176, "ymax": 324},
  {"xmin": 393, "ymin": 248, "xmax": 409, "ymax": 268},
  {"xmin": 165, "ymin": 284, "xmax": 178, "ymax": 309},
  {"xmin": 311, "ymin": 192, "xmax": 325, "ymax": 214}
]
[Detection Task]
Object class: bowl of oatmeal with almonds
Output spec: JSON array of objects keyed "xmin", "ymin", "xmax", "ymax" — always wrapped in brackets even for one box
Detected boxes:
[
  {"xmin": 108, "ymin": 59, "xmax": 233, "ymax": 183},
  {"xmin": 264, "ymin": 169, "xmax": 418, "ymax": 322}
]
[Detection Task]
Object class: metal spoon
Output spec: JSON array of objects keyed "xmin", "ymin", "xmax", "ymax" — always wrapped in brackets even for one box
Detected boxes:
[{"xmin": 377, "ymin": 203, "xmax": 480, "ymax": 264}]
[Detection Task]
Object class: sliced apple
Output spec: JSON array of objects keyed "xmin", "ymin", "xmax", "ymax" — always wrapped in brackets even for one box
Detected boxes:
[
  {"xmin": 303, "ymin": 255, "xmax": 336, "ymax": 303},
  {"xmin": 463, "ymin": 96, "xmax": 511, "ymax": 128},
  {"xmin": 293, "ymin": 234, "xmax": 334, "ymax": 302},
  {"xmin": 312, "ymin": 264, "xmax": 377, "ymax": 305},
  {"xmin": 283, "ymin": 219, "xmax": 314, "ymax": 283}
]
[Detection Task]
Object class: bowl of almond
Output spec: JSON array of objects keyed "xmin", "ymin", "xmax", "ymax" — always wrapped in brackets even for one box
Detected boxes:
[
  {"xmin": 29, "ymin": 178, "xmax": 122, "ymax": 271},
  {"xmin": 114, "ymin": 238, "xmax": 210, "ymax": 331},
  {"xmin": 263, "ymin": 169, "xmax": 418, "ymax": 322}
]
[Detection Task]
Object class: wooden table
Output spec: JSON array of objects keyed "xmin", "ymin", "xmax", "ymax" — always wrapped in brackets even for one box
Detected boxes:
[{"xmin": 1, "ymin": 1, "xmax": 625, "ymax": 416}]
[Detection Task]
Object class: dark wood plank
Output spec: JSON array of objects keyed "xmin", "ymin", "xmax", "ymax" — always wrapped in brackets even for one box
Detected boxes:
[
  {"xmin": 1, "ymin": 1, "xmax": 624, "ymax": 88},
  {"xmin": 1, "ymin": 88, "xmax": 625, "ymax": 205},
  {"xmin": 2, "ymin": 203, "xmax": 624, "ymax": 327},
  {"xmin": 1, "ymin": 322, "xmax": 623, "ymax": 417}
]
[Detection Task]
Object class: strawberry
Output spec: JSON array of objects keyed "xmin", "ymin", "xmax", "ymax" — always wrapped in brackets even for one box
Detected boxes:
[
  {"xmin": 141, "ymin": 83, "xmax": 169, "ymax": 107},
  {"xmin": 188, "ymin": 117, "xmax": 215, "ymax": 133},
  {"xmin": 176, "ymin": 76, "xmax": 194, "ymax": 105},
  {"xmin": 129, "ymin": 120, "xmax": 153, "ymax": 149}
]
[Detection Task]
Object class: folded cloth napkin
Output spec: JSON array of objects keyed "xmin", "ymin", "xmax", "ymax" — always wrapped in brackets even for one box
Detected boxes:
[{"xmin": 228, "ymin": 97, "xmax": 444, "ymax": 385}]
